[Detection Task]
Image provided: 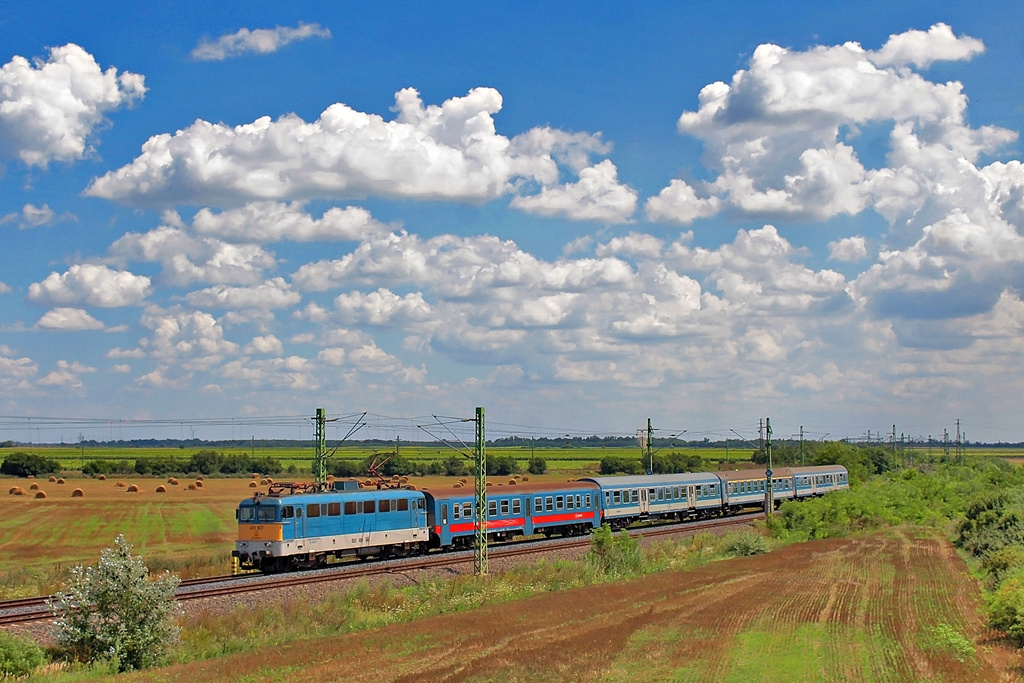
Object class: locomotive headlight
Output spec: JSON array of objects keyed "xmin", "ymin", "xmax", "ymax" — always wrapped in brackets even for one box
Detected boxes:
[
  {"xmin": 239, "ymin": 542, "xmax": 248, "ymax": 548},
  {"xmin": 264, "ymin": 542, "xmax": 272, "ymax": 547}
]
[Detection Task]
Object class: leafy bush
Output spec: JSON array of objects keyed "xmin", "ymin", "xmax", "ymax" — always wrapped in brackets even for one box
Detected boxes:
[
  {"xmin": 133, "ymin": 456, "xmax": 184, "ymax": 476},
  {"xmin": 725, "ymin": 530, "xmax": 771, "ymax": 556},
  {"xmin": 929, "ymin": 623, "xmax": 976, "ymax": 662},
  {"xmin": 443, "ymin": 455, "xmax": 469, "ymax": 476},
  {"xmin": 527, "ymin": 457, "xmax": 546, "ymax": 475},
  {"xmin": 83, "ymin": 459, "xmax": 134, "ymax": 476},
  {"xmin": 487, "ymin": 455, "xmax": 519, "ymax": 476},
  {"xmin": 585, "ymin": 524, "xmax": 642, "ymax": 576},
  {"xmin": 1, "ymin": 451, "xmax": 61, "ymax": 477},
  {"xmin": 48, "ymin": 534, "xmax": 182, "ymax": 672},
  {"xmin": 0, "ymin": 630, "xmax": 46, "ymax": 677},
  {"xmin": 955, "ymin": 491, "xmax": 1024, "ymax": 558},
  {"xmin": 331, "ymin": 460, "xmax": 363, "ymax": 477},
  {"xmin": 988, "ymin": 569, "xmax": 1024, "ymax": 645},
  {"xmin": 599, "ymin": 456, "xmax": 643, "ymax": 475}
]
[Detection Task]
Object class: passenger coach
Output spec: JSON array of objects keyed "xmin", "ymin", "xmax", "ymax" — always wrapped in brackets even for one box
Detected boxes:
[{"xmin": 579, "ymin": 472, "xmax": 723, "ymax": 528}]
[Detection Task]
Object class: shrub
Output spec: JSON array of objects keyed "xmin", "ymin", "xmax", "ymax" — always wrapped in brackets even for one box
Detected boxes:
[
  {"xmin": 585, "ymin": 524, "xmax": 642, "ymax": 577},
  {"xmin": 725, "ymin": 529, "xmax": 771, "ymax": 556},
  {"xmin": 487, "ymin": 455, "xmax": 519, "ymax": 476},
  {"xmin": 48, "ymin": 534, "xmax": 182, "ymax": 672},
  {"xmin": 83, "ymin": 459, "xmax": 134, "ymax": 476},
  {"xmin": 0, "ymin": 630, "xmax": 46, "ymax": 677},
  {"xmin": 527, "ymin": 457, "xmax": 547, "ymax": 475},
  {"xmin": 599, "ymin": 456, "xmax": 643, "ymax": 475},
  {"xmin": 1, "ymin": 451, "xmax": 61, "ymax": 477},
  {"xmin": 989, "ymin": 570, "xmax": 1024, "ymax": 645}
]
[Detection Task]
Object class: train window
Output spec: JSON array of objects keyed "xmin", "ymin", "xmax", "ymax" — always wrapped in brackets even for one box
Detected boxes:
[
  {"xmin": 546, "ymin": 496, "xmax": 554, "ymax": 512},
  {"xmin": 307, "ymin": 504, "xmax": 320, "ymax": 518},
  {"xmin": 585, "ymin": 494, "xmax": 591, "ymax": 508},
  {"xmin": 556, "ymin": 496, "xmax": 564, "ymax": 510},
  {"xmin": 380, "ymin": 499, "xmax": 391, "ymax": 513},
  {"xmin": 296, "ymin": 508, "xmax": 302, "ymax": 517},
  {"xmin": 710, "ymin": 484, "xmax": 716, "ymax": 495},
  {"xmin": 442, "ymin": 504, "xmax": 448, "ymax": 524},
  {"xmin": 604, "ymin": 492, "xmax": 611, "ymax": 507},
  {"xmin": 453, "ymin": 504, "xmax": 461, "ymax": 520},
  {"xmin": 398, "ymin": 499, "xmax": 409, "ymax": 512},
  {"xmin": 364, "ymin": 500, "xmax": 375, "ymax": 514},
  {"xmin": 512, "ymin": 499, "xmax": 521, "ymax": 515},
  {"xmin": 612, "ymin": 491, "xmax": 621, "ymax": 505},
  {"xmin": 463, "ymin": 502, "xmax": 472, "ymax": 517},
  {"xmin": 535, "ymin": 497, "xmax": 543, "ymax": 513},
  {"xmin": 501, "ymin": 500, "xmax": 509, "ymax": 515},
  {"xmin": 345, "ymin": 501, "xmax": 357, "ymax": 515},
  {"xmin": 576, "ymin": 495, "xmax": 582, "ymax": 508},
  {"xmin": 239, "ymin": 507, "xmax": 255, "ymax": 522},
  {"xmin": 489, "ymin": 500, "xmax": 498, "ymax": 517},
  {"xmin": 328, "ymin": 502, "xmax": 341, "ymax": 516},
  {"xmin": 282, "ymin": 506, "xmax": 294, "ymax": 519},
  {"xmin": 257, "ymin": 506, "xmax": 277, "ymax": 522},
  {"xmin": 566, "ymin": 495, "xmax": 574, "ymax": 510},
  {"xmin": 631, "ymin": 490, "xmax": 639, "ymax": 503}
]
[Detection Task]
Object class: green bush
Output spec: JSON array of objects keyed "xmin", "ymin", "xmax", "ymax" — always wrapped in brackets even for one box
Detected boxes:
[
  {"xmin": 989, "ymin": 569, "xmax": 1024, "ymax": 645},
  {"xmin": 527, "ymin": 457, "xmax": 546, "ymax": 475},
  {"xmin": 48, "ymin": 535, "xmax": 182, "ymax": 672},
  {"xmin": 725, "ymin": 529, "xmax": 771, "ymax": 556},
  {"xmin": 0, "ymin": 630, "xmax": 46, "ymax": 677},
  {"xmin": 1, "ymin": 451, "xmax": 61, "ymax": 477},
  {"xmin": 488, "ymin": 455, "xmax": 519, "ymax": 476},
  {"xmin": 83, "ymin": 459, "xmax": 134, "ymax": 476},
  {"xmin": 585, "ymin": 524, "xmax": 642, "ymax": 576},
  {"xmin": 599, "ymin": 456, "xmax": 643, "ymax": 475}
]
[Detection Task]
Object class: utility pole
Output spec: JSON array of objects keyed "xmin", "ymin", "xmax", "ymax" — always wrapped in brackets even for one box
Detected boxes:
[
  {"xmin": 314, "ymin": 408, "xmax": 327, "ymax": 486},
  {"xmin": 956, "ymin": 419, "xmax": 962, "ymax": 465},
  {"xmin": 647, "ymin": 417, "xmax": 654, "ymax": 475},
  {"xmin": 891, "ymin": 425, "xmax": 897, "ymax": 467},
  {"xmin": 799, "ymin": 426, "xmax": 805, "ymax": 467},
  {"xmin": 474, "ymin": 406, "xmax": 487, "ymax": 576},
  {"xmin": 764, "ymin": 418, "xmax": 774, "ymax": 517}
]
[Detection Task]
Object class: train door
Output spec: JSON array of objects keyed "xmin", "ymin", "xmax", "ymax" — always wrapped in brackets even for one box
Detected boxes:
[
  {"xmin": 639, "ymin": 488, "xmax": 650, "ymax": 515},
  {"xmin": 687, "ymin": 485, "xmax": 696, "ymax": 509},
  {"xmin": 295, "ymin": 506, "xmax": 304, "ymax": 539},
  {"xmin": 414, "ymin": 497, "xmax": 427, "ymax": 530}
]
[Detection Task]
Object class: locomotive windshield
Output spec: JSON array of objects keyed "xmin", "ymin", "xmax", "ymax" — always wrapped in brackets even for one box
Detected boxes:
[{"xmin": 237, "ymin": 505, "xmax": 278, "ymax": 522}]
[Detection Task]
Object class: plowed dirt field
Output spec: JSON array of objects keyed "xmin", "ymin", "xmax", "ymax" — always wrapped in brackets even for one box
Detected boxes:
[{"xmin": 125, "ymin": 528, "xmax": 1021, "ymax": 682}]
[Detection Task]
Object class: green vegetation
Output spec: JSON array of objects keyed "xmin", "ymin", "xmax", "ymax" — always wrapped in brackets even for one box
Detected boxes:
[
  {"xmin": 0, "ymin": 451, "xmax": 61, "ymax": 477},
  {"xmin": 48, "ymin": 535, "xmax": 182, "ymax": 672},
  {"xmin": 0, "ymin": 631, "xmax": 46, "ymax": 678}
]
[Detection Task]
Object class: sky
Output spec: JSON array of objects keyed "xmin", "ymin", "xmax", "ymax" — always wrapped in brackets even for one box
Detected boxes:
[{"xmin": 1, "ymin": 2, "xmax": 1023, "ymax": 444}]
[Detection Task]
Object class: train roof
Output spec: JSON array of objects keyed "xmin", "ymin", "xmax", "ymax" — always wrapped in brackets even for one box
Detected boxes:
[
  {"xmin": 240, "ymin": 487, "xmax": 424, "ymax": 505},
  {"xmin": 421, "ymin": 480, "xmax": 599, "ymax": 500},
  {"xmin": 579, "ymin": 472, "xmax": 720, "ymax": 487}
]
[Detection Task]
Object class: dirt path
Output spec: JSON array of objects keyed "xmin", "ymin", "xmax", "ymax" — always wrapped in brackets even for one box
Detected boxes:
[{"xmin": 127, "ymin": 528, "xmax": 1021, "ymax": 682}]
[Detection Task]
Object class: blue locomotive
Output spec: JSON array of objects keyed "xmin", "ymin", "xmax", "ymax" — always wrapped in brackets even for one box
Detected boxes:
[{"xmin": 234, "ymin": 464, "xmax": 848, "ymax": 572}]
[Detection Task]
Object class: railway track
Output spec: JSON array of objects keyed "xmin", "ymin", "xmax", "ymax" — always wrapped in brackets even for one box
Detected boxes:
[{"xmin": 0, "ymin": 512, "xmax": 763, "ymax": 627}]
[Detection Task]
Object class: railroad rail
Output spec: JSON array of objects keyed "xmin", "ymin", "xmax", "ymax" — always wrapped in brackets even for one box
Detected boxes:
[{"xmin": 0, "ymin": 512, "xmax": 763, "ymax": 626}]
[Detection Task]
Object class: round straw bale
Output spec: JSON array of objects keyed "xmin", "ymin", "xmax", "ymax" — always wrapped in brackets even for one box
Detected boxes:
[
  {"xmin": 508, "ymin": 479, "xmax": 516, "ymax": 485},
  {"xmin": 399, "ymin": 476, "xmax": 409, "ymax": 484},
  {"xmin": 29, "ymin": 483, "xmax": 40, "ymax": 490},
  {"xmin": 252, "ymin": 473, "xmax": 261, "ymax": 479},
  {"xmin": 126, "ymin": 484, "xmax": 140, "ymax": 493},
  {"xmin": 225, "ymin": 474, "xmax": 232, "ymax": 479},
  {"xmin": 34, "ymin": 491, "xmax": 46, "ymax": 499},
  {"xmin": 453, "ymin": 482, "xmax": 463, "ymax": 488},
  {"xmin": 187, "ymin": 483, "xmax": 197, "ymax": 490},
  {"xmin": 259, "ymin": 479, "xmax": 268, "ymax": 485},
  {"xmin": 406, "ymin": 485, "xmax": 416, "ymax": 490},
  {"xmin": 327, "ymin": 475, "xmax": 335, "ymax": 481},
  {"xmin": 48, "ymin": 476, "xmax": 57, "ymax": 483},
  {"xmin": 486, "ymin": 482, "xmax": 493, "ymax": 487},
  {"xmin": 521, "ymin": 476, "xmax": 529, "ymax": 481},
  {"xmin": 248, "ymin": 481, "xmax": 258, "ymax": 488},
  {"xmin": 8, "ymin": 486, "xmax": 24, "ymax": 495},
  {"xmin": 71, "ymin": 488, "xmax": 84, "ymax": 497},
  {"xmin": 57, "ymin": 478, "xmax": 65, "ymax": 484},
  {"xmin": 115, "ymin": 481, "xmax": 126, "ymax": 488},
  {"xmin": 196, "ymin": 475, "xmax": 204, "ymax": 481},
  {"xmin": 155, "ymin": 485, "xmax": 167, "ymax": 493},
  {"xmin": 26, "ymin": 475, "xmax": 34, "ymax": 479},
  {"xmin": 168, "ymin": 477, "xmax": 179, "ymax": 485},
  {"xmin": 194, "ymin": 480, "xmax": 204, "ymax": 488},
  {"xmin": 363, "ymin": 479, "xmax": 374, "ymax": 486},
  {"xmin": 98, "ymin": 474, "xmax": 106, "ymax": 480}
]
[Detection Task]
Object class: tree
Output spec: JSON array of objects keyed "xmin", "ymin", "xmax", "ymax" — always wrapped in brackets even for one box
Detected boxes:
[
  {"xmin": 48, "ymin": 535, "xmax": 181, "ymax": 672},
  {"xmin": 527, "ymin": 457, "xmax": 547, "ymax": 475},
  {"xmin": 1, "ymin": 451, "xmax": 60, "ymax": 477}
]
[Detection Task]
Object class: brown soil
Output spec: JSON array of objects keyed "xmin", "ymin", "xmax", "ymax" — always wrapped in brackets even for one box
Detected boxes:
[{"xmin": 123, "ymin": 529, "xmax": 1022, "ymax": 683}]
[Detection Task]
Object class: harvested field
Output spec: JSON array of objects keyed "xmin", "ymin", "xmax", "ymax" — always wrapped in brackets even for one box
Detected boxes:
[{"xmin": 121, "ymin": 528, "xmax": 1019, "ymax": 682}]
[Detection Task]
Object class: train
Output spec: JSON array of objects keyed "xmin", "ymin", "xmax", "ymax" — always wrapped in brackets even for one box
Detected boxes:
[{"xmin": 233, "ymin": 464, "xmax": 848, "ymax": 572}]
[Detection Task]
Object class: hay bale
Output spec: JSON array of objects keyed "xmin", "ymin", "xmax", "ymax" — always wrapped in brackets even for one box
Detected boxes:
[
  {"xmin": 453, "ymin": 482, "xmax": 463, "ymax": 489},
  {"xmin": 155, "ymin": 485, "xmax": 167, "ymax": 493},
  {"xmin": 126, "ymin": 484, "xmax": 140, "ymax": 493},
  {"xmin": 486, "ymin": 482, "xmax": 493, "ymax": 487},
  {"xmin": 98, "ymin": 474, "xmax": 106, "ymax": 480},
  {"xmin": 521, "ymin": 476, "xmax": 529, "ymax": 481},
  {"xmin": 34, "ymin": 491, "xmax": 46, "ymax": 499},
  {"xmin": 363, "ymin": 479, "xmax": 374, "ymax": 487},
  {"xmin": 196, "ymin": 475, "xmax": 204, "ymax": 481},
  {"xmin": 29, "ymin": 483, "xmax": 40, "ymax": 491},
  {"xmin": 194, "ymin": 480, "xmax": 204, "ymax": 488},
  {"xmin": 115, "ymin": 481, "xmax": 126, "ymax": 488},
  {"xmin": 167, "ymin": 477, "xmax": 179, "ymax": 485},
  {"xmin": 406, "ymin": 485, "xmax": 416, "ymax": 491},
  {"xmin": 8, "ymin": 486, "xmax": 25, "ymax": 495},
  {"xmin": 71, "ymin": 488, "xmax": 84, "ymax": 497},
  {"xmin": 248, "ymin": 481, "xmax": 258, "ymax": 488},
  {"xmin": 57, "ymin": 478, "xmax": 65, "ymax": 484},
  {"xmin": 187, "ymin": 483, "xmax": 197, "ymax": 490},
  {"xmin": 399, "ymin": 476, "xmax": 409, "ymax": 484},
  {"xmin": 508, "ymin": 479, "xmax": 517, "ymax": 485},
  {"xmin": 251, "ymin": 473, "xmax": 261, "ymax": 479},
  {"xmin": 48, "ymin": 476, "xmax": 57, "ymax": 483}
]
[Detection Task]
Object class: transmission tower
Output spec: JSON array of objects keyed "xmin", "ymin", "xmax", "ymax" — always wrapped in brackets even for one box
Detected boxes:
[{"xmin": 474, "ymin": 406, "xmax": 487, "ymax": 576}]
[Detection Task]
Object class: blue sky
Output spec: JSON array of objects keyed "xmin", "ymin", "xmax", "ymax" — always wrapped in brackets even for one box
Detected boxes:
[{"xmin": 2, "ymin": 2, "xmax": 1023, "ymax": 443}]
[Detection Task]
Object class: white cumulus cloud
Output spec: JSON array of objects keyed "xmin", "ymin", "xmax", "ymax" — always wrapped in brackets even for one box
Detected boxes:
[
  {"xmin": 0, "ymin": 43, "xmax": 145, "ymax": 167},
  {"xmin": 28, "ymin": 264, "xmax": 151, "ymax": 307},
  {"xmin": 191, "ymin": 22, "xmax": 332, "ymax": 61},
  {"xmin": 36, "ymin": 307, "xmax": 104, "ymax": 330}
]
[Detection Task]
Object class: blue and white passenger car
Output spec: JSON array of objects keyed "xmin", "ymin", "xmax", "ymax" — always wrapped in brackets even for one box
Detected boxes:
[{"xmin": 579, "ymin": 472, "xmax": 723, "ymax": 528}]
